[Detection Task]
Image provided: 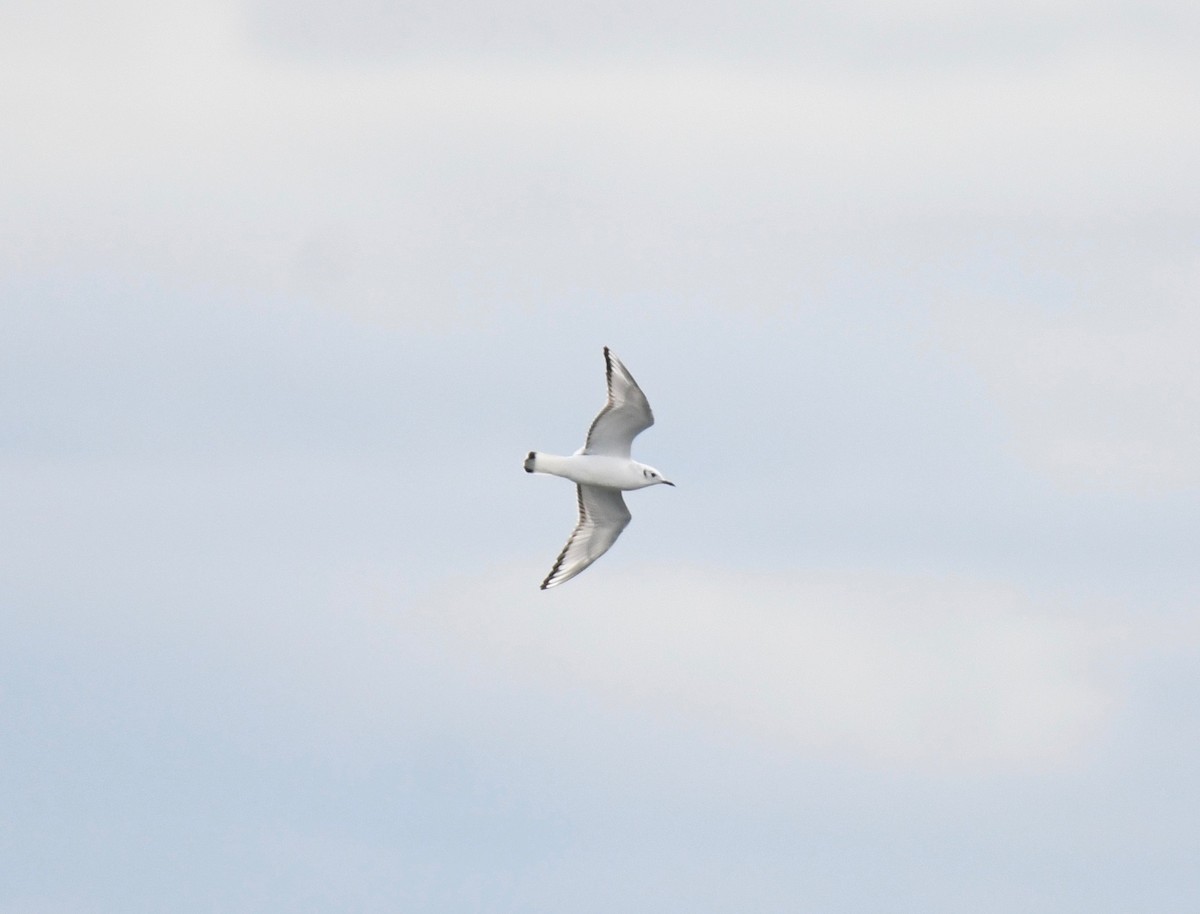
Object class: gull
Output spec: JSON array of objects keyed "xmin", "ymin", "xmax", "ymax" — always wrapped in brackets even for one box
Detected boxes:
[{"xmin": 524, "ymin": 347, "xmax": 674, "ymax": 589}]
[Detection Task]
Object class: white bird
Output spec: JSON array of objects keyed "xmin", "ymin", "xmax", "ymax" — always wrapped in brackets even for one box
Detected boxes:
[{"xmin": 524, "ymin": 347, "xmax": 674, "ymax": 590}]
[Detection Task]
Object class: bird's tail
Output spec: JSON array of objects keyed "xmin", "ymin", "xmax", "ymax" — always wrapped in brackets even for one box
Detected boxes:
[{"xmin": 523, "ymin": 451, "xmax": 538, "ymax": 473}]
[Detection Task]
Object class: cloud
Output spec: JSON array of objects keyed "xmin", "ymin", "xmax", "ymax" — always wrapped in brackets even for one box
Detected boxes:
[
  {"xmin": 242, "ymin": 0, "xmax": 1200, "ymax": 67},
  {"xmin": 406, "ymin": 564, "xmax": 1126, "ymax": 770},
  {"xmin": 933, "ymin": 281, "xmax": 1200, "ymax": 492},
  {"xmin": 3, "ymin": 0, "xmax": 1196, "ymax": 325}
]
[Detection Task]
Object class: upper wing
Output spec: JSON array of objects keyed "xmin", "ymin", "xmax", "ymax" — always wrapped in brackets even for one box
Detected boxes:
[
  {"xmin": 581, "ymin": 347, "xmax": 655, "ymax": 457},
  {"xmin": 540, "ymin": 485, "xmax": 632, "ymax": 589}
]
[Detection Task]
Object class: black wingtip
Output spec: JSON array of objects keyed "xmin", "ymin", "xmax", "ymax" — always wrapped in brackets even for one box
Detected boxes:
[{"xmin": 524, "ymin": 451, "xmax": 536, "ymax": 473}]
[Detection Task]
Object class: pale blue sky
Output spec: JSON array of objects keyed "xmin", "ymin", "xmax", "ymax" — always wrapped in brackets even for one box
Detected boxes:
[{"xmin": 3, "ymin": 0, "xmax": 1200, "ymax": 910}]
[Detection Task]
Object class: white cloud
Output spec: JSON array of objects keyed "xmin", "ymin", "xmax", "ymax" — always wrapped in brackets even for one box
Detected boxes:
[
  {"xmin": 934, "ymin": 280, "xmax": 1200, "ymax": 492},
  {"xmin": 2, "ymin": 0, "xmax": 1196, "ymax": 323},
  {"xmin": 241, "ymin": 0, "xmax": 1200, "ymax": 67},
  {"xmin": 406, "ymin": 565, "xmax": 1126, "ymax": 770}
]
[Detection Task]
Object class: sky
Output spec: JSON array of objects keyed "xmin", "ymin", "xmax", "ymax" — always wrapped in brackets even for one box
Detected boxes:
[{"xmin": 3, "ymin": 0, "xmax": 1200, "ymax": 910}]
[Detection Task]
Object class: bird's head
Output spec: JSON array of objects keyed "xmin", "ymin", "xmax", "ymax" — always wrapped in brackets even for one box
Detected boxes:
[{"xmin": 639, "ymin": 464, "xmax": 675, "ymax": 487}]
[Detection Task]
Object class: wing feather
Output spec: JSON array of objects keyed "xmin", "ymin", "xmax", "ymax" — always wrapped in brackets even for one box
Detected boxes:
[
  {"xmin": 581, "ymin": 347, "xmax": 655, "ymax": 457},
  {"xmin": 540, "ymin": 485, "xmax": 632, "ymax": 589}
]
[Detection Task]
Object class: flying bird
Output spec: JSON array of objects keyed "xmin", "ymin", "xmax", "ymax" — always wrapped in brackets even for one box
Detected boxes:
[{"xmin": 524, "ymin": 347, "xmax": 674, "ymax": 589}]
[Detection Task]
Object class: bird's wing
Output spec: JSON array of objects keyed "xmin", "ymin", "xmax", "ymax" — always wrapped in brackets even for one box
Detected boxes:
[
  {"xmin": 540, "ymin": 485, "xmax": 632, "ymax": 589},
  {"xmin": 581, "ymin": 347, "xmax": 654, "ymax": 458}
]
